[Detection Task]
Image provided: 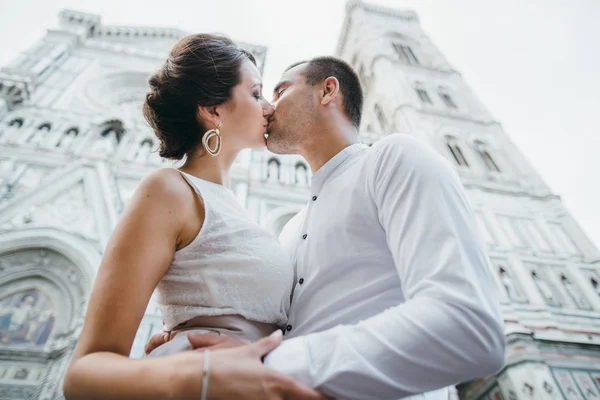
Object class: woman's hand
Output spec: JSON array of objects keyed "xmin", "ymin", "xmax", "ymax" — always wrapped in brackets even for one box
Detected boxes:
[
  {"xmin": 145, "ymin": 330, "xmax": 246, "ymax": 355},
  {"xmin": 188, "ymin": 332, "xmax": 246, "ymax": 350}
]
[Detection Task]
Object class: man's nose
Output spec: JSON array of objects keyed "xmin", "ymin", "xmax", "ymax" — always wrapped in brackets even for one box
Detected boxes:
[{"xmin": 263, "ymin": 101, "xmax": 275, "ymax": 118}]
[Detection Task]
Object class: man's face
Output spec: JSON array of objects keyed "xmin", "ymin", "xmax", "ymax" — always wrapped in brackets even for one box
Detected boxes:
[{"xmin": 267, "ymin": 63, "xmax": 317, "ymax": 154}]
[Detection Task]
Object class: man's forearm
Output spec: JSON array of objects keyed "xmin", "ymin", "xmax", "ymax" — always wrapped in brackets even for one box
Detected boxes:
[{"xmin": 265, "ymin": 296, "xmax": 505, "ymax": 400}]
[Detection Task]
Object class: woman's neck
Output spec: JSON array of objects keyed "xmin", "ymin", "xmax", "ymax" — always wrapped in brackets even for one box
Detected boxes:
[{"xmin": 179, "ymin": 148, "xmax": 239, "ymax": 188}]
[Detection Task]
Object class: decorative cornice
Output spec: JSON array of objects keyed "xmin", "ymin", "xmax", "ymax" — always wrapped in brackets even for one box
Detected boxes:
[
  {"xmin": 95, "ymin": 25, "xmax": 186, "ymax": 40},
  {"xmin": 55, "ymin": 9, "xmax": 268, "ymax": 72},
  {"xmin": 58, "ymin": 9, "xmax": 101, "ymax": 38},
  {"xmin": 59, "ymin": 9, "xmax": 186, "ymax": 40}
]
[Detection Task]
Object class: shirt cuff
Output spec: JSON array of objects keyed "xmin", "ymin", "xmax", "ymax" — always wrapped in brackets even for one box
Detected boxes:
[{"xmin": 263, "ymin": 336, "xmax": 314, "ymax": 388}]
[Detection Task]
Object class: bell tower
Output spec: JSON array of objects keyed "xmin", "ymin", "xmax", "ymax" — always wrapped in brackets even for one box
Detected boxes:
[{"xmin": 337, "ymin": 2, "xmax": 600, "ymax": 399}]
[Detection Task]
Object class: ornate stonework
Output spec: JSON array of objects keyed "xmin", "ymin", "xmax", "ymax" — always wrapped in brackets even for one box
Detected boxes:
[{"xmin": 0, "ymin": 3, "xmax": 598, "ymax": 399}]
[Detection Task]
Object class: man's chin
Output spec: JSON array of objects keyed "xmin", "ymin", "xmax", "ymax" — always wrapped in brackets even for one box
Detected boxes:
[{"xmin": 265, "ymin": 134, "xmax": 282, "ymax": 154}]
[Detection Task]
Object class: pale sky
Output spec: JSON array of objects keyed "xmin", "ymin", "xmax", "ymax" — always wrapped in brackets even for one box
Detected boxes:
[{"xmin": 0, "ymin": 0, "xmax": 599, "ymax": 248}]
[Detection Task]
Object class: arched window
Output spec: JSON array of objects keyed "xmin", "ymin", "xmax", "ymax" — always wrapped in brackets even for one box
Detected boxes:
[
  {"xmin": 100, "ymin": 127, "xmax": 123, "ymax": 143},
  {"xmin": 474, "ymin": 141, "xmax": 501, "ymax": 172},
  {"xmin": 24, "ymin": 122, "xmax": 52, "ymax": 144},
  {"xmin": 8, "ymin": 118, "xmax": 24, "ymax": 128},
  {"xmin": 445, "ymin": 136, "xmax": 469, "ymax": 167},
  {"xmin": 57, "ymin": 127, "xmax": 79, "ymax": 148},
  {"xmin": 37, "ymin": 123, "xmax": 52, "ymax": 131},
  {"xmin": 480, "ymin": 150, "xmax": 500, "ymax": 172},
  {"xmin": 392, "ymin": 43, "xmax": 419, "ymax": 65},
  {"xmin": 267, "ymin": 158, "xmax": 281, "ymax": 182},
  {"xmin": 414, "ymin": 82, "xmax": 432, "ymax": 105},
  {"xmin": 295, "ymin": 162, "xmax": 309, "ymax": 186},
  {"xmin": 416, "ymin": 88, "xmax": 432, "ymax": 104},
  {"xmin": 439, "ymin": 92, "xmax": 457, "ymax": 109},
  {"xmin": 93, "ymin": 120, "xmax": 125, "ymax": 154}
]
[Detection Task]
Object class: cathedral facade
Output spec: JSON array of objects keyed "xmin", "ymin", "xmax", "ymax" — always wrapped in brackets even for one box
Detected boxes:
[{"xmin": 0, "ymin": 1, "xmax": 598, "ymax": 399}]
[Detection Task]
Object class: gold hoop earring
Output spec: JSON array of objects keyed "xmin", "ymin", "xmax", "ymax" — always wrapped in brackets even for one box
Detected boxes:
[{"xmin": 202, "ymin": 122, "xmax": 221, "ymax": 157}]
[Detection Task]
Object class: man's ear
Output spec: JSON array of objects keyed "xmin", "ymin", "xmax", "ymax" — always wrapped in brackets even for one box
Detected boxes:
[
  {"xmin": 197, "ymin": 105, "xmax": 220, "ymax": 128},
  {"xmin": 320, "ymin": 76, "xmax": 340, "ymax": 106}
]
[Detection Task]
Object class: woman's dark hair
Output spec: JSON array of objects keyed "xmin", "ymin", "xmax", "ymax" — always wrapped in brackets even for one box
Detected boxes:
[{"xmin": 143, "ymin": 34, "xmax": 256, "ymax": 160}]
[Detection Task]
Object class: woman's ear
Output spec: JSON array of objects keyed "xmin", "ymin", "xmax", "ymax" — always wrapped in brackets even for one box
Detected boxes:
[
  {"xmin": 321, "ymin": 76, "xmax": 340, "ymax": 106},
  {"xmin": 197, "ymin": 105, "xmax": 220, "ymax": 129}
]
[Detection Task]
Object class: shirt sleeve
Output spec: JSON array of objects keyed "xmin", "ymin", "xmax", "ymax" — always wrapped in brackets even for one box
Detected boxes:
[{"xmin": 264, "ymin": 134, "xmax": 506, "ymax": 399}]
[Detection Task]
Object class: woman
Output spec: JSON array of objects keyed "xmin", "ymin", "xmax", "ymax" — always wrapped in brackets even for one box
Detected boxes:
[{"xmin": 63, "ymin": 34, "xmax": 323, "ymax": 400}]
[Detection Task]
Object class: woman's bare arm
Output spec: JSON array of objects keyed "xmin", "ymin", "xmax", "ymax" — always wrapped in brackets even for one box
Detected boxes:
[{"xmin": 63, "ymin": 168, "xmax": 202, "ymax": 399}]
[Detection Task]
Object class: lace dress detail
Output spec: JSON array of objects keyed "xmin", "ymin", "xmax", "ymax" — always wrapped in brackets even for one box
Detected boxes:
[{"xmin": 155, "ymin": 171, "xmax": 293, "ymax": 330}]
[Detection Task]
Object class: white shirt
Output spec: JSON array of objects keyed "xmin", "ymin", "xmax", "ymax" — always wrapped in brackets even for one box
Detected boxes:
[{"xmin": 264, "ymin": 134, "xmax": 506, "ymax": 400}]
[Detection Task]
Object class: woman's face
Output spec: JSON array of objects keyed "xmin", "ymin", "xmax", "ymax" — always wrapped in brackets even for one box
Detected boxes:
[{"xmin": 217, "ymin": 59, "xmax": 273, "ymax": 151}]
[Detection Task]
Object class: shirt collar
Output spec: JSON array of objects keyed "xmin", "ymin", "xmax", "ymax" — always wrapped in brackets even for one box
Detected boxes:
[{"xmin": 310, "ymin": 143, "xmax": 368, "ymax": 194}]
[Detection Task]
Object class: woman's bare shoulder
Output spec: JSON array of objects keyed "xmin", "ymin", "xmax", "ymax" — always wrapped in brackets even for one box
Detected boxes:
[{"xmin": 125, "ymin": 168, "xmax": 198, "ymax": 218}]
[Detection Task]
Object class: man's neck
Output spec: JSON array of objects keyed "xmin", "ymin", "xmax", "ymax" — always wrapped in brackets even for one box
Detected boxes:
[{"xmin": 300, "ymin": 126, "xmax": 361, "ymax": 174}]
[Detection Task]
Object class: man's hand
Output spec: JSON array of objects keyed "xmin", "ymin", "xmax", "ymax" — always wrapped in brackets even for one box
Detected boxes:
[{"xmin": 174, "ymin": 331, "xmax": 327, "ymax": 400}]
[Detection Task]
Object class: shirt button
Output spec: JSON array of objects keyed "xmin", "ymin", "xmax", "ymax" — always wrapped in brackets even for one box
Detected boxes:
[
  {"xmin": 302, "ymin": 234, "xmax": 307, "ymax": 239},
  {"xmin": 312, "ymin": 196, "xmax": 317, "ymax": 201},
  {"xmin": 286, "ymin": 325, "xmax": 292, "ymax": 332},
  {"xmin": 299, "ymin": 278, "xmax": 304, "ymax": 284}
]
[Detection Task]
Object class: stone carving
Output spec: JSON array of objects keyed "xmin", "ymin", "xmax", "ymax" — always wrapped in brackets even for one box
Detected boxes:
[
  {"xmin": 0, "ymin": 161, "xmax": 54, "ymax": 205},
  {"xmin": 7, "ymin": 181, "xmax": 98, "ymax": 239},
  {"xmin": 522, "ymin": 382, "xmax": 534, "ymax": 397},
  {"xmin": 0, "ymin": 385, "xmax": 37, "ymax": 399}
]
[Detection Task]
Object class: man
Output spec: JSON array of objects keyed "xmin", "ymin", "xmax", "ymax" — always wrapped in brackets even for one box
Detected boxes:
[{"xmin": 147, "ymin": 57, "xmax": 506, "ymax": 399}]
